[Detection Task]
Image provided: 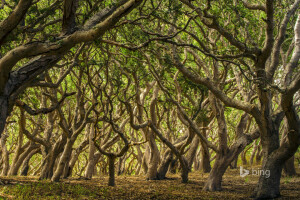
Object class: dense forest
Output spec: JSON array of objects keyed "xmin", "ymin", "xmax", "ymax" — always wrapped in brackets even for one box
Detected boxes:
[{"xmin": 0, "ymin": 0, "xmax": 299, "ymax": 199}]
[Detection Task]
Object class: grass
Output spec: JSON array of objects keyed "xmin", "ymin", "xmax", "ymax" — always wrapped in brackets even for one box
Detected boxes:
[{"xmin": 0, "ymin": 168, "xmax": 299, "ymax": 199}]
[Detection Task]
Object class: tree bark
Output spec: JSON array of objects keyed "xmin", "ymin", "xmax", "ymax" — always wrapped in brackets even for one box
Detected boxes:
[
  {"xmin": 198, "ymin": 122, "xmax": 211, "ymax": 173},
  {"xmin": 9, "ymin": 143, "xmax": 39, "ymax": 175},
  {"xmin": 66, "ymin": 139, "xmax": 89, "ymax": 178},
  {"xmin": 62, "ymin": 0, "xmax": 78, "ymax": 34},
  {"xmin": 146, "ymin": 134, "xmax": 160, "ymax": 180},
  {"xmin": 20, "ymin": 148, "xmax": 40, "ymax": 176},
  {"xmin": 203, "ymin": 92, "xmax": 229, "ymax": 191},
  {"xmin": 281, "ymin": 120, "xmax": 297, "ymax": 177},
  {"xmin": 251, "ymin": 153, "xmax": 283, "ymax": 199},
  {"xmin": 108, "ymin": 156, "xmax": 116, "ymax": 186},
  {"xmin": 0, "ymin": 0, "xmax": 33, "ymax": 45},
  {"xmin": 157, "ymin": 133, "xmax": 189, "ymax": 179},
  {"xmin": 0, "ymin": 97, "xmax": 9, "ymax": 142},
  {"xmin": 39, "ymin": 136, "xmax": 67, "ymax": 179},
  {"xmin": 203, "ymin": 154, "xmax": 229, "ymax": 191},
  {"xmin": 157, "ymin": 150, "xmax": 173, "ymax": 179},
  {"xmin": 186, "ymin": 136, "xmax": 200, "ymax": 171},
  {"xmin": 0, "ymin": 0, "xmax": 144, "ymax": 139},
  {"xmin": 283, "ymin": 156, "xmax": 297, "ymax": 177},
  {"xmin": 51, "ymin": 138, "xmax": 74, "ymax": 182},
  {"xmin": 251, "ymin": 12, "xmax": 300, "ymax": 199},
  {"xmin": 0, "ymin": 132, "xmax": 9, "ymax": 176},
  {"xmin": 85, "ymin": 153, "xmax": 101, "ymax": 179},
  {"xmin": 250, "ymin": 140, "xmax": 259, "ymax": 166},
  {"xmin": 147, "ymin": 86, "xmax": 160, "ymax": 180},
  {"xmin": 199, "ymin": 144, "xmax": 211, "ymax": 173}
]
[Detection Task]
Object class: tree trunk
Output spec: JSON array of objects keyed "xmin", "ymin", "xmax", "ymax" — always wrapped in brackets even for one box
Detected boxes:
[
  {"xmin": 108, "ymin": 156, "xmax": 116, "ymax": 186},
  {"xmin": 117, "ymin": 154, "xmax": 125, "ymax": 175},
  {"xmin": 146, "ymin": 85, "xmax": 160, "ymax": 180},
  {"xmin": 283, "ymin": 156, "xmax": 296, "ymax": 177},
  {"xmin": 84, "ymin": 124, "xmax": 99, "ymax": 179},
  {"xmin": 241, "ymin": 150, "xmax": 248, "ymax": 165},
  {"xmin": 251, "ymin": 120, "xmax": 300, "ymax": 199},
  {"xmin": 157, "ymin": 134, "xmax": 190, "ymax": 179},
  {"xmin": 203, "ymin": 154, "xmax": 229, "ymax": 191},
  {"xmin": 203, "ymin": 92, "xmax": 229, "ymax": 191},
  {"xmin": 20, "ymin": 148, "xmax": 40, "ymax": 176},
  {"xmin": 133, "ymin": 141, "xmax": 144, "ymax": 175},
  {"xmin": 51, "ymin": 138, "xmax": 73, "ymax": 182},
  {"xmin": 9, "ymin": 126, "xmax": 24, "ymax": 175},
  {"xmin": 39, "ymin": 154, "xmax": 52, "ymax": 179},
  {"xmin": 180, "ymin": 157, "xmax": 189, "ymax": 183},
  {"xmin": 157, "ymin": 150, "xmax": 173, "ymax": 179},
  {"xmin": 186, "ymin": 136, "xmax": 200, "ymax": 171},
  {"xmin": 62, "ymin": 156, "xmax": 72, "ymax": 178},
  {"xmin": 0, "ymin": 132, "xmax": 9, "ymax": 176},
  {"xmin": 168, "ymin": 158, "xmax": 178, "ymax": 174},
  {"xmin": 135, "ymin": 162, "xmax": 142, "ymax": 175},
  {"xmin": 251, "ymin": 113, "xmax": 295, "ymax": 198},
  {"xmin": 40, "ymin": 149, "xmax": 60, "ymax": 179},
  {"xmin": 0, "ymin": 97, "xmax": 9, "ymax": 138},
  {"xmin": 281, "ymin": 120, "xmax": 297, "ymax": 177},
  {"xmin": 231, "ymin": 114, "xmax": 250, "ymax": 169},
  {"xmin": 9, "ymin": 143, "xmax": 38, "ymax": 175},
  {"xmin": 199, "ymin": 122, "xmax": 211, "ymax": 173},
  {"xmin": 193, "ymin": 148, "xmax": 201, "ymax": 171},
  {"xmin": 256, "ymin": 145, "xmax": 262, "ymax": 164},
  {"xmin": 85, "ymin": 153, "xmax": 101, "ymax": 179},
  {"xmin": 251, "ymin": 155, "xmax": 282, "ymax": 199},
  {"xmin": 203, "ymin": 130, "xmax": 259, "ymax": 191},
  {"xmin": 141, "ymin": 146, "xmax": 149, "ymax": 174},
  {"xmin": 200, "ymin": 145, "xmax": 211, "ymax": 173},
  {"xmin": 250, "ymin": 140, "xmax": 259, "ymax": 166},
  {"xmin": 67, "ymin": 139, "xmax": 89, "ymax": 178},
  {"xmin": 39, "ymin": 136, "xmax": 67, "ymax": 180},
  {"xmin": 146, "ymin": 134, "xmax": 160, "ymax": 180}
]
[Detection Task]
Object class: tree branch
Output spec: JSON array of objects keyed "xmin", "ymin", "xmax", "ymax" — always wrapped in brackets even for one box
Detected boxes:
[
  {"xmin": 16, "ymin": 92, "xmax": 75, "ymax": 116},
  {"xmin": 242, "ymin": 1, "xmax": 266, "ymax": 12},
  {"xmin": 0, "ymin": 0, "xmax": 33, "ymax": 45},
  {"xmin": 267, "ymin": 0, "xmax": 300, "ymax": 81}
]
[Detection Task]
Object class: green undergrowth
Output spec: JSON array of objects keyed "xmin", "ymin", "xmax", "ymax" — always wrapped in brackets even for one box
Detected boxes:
[
  {"xmin": 0, "ymin": 169, "xmax": 299, "ymax": 199},
  {"xmin": 0, "ymin": 181, "xmax": 99, "ymax": 200}
]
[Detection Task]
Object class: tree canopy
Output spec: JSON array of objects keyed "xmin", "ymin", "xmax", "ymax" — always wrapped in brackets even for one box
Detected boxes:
[{"xmin": 0, "ymin": 0, "xmax": 299, "ymax": 199}]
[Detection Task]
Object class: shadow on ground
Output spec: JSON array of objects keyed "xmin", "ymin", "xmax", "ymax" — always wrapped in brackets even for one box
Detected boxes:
[{"xmin": 0, "ymin": 168, "xmax": 299, "ymax": 199}]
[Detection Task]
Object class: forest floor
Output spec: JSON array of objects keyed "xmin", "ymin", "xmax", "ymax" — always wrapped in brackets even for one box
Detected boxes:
[{"xmin": 0, "ymin": 167, "xmax": 299, "ymax": 200}]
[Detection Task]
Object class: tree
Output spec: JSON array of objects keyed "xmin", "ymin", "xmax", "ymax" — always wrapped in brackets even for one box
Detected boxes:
[
  {"xmin": 0, "ymin": 0, "xmax": 144, "ymax": 139},
  {"xmin": 0, "ymin": 1, "xmax": 299, "ymax": 199},
  {"xmin": 160, "ymin": 0, "xmax": 300, "ymax": 198}
]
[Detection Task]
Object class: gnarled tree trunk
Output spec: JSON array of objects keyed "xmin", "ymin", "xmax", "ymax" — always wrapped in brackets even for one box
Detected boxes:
[
  {"xmin": 20, "ymin": 148, "xmax": 40, "ymax": 176},
  {"xmin": 0, "ymin": 131, "xmax": 9, "ymax": 176},
  {"xmin": 198, "ymin": 123, "xmax": 211, "ymax": 173},
  {"xmin": 51, "ymin": 138, "xmax": 74, "ymax": 182},
  {"xmin": 108, "ymin": 156, "xmax": 116, "ymax": 186},
  {"xmin": 283, "ymin": 156, "xmax": 297, "ymax": 177},
  {"xmin": 203, "ymin": 153, "xmax": 230, "ymax": 191},
  {"xmin": 186, "ymin": 136, "xmax": 200, "ymax": 171},
  {"xmin": 9, "ymin": 143, "xmax": 39, "ymax": 176},
  {"xmin": 39, "ymin": 135, "xmax": 67, "ymax": 180},
  {"xmin": 157, "ymin": 150, "xmax": 173, "ymax": 179}
]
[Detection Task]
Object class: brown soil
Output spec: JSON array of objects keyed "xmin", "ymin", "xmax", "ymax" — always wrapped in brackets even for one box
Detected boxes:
[{"xmin": 0, "ymin": 168, "xmax": 299, "ymax": 199}]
